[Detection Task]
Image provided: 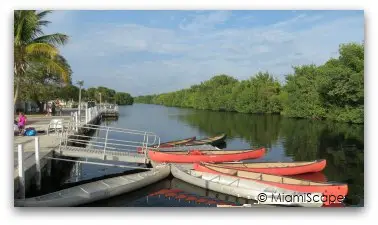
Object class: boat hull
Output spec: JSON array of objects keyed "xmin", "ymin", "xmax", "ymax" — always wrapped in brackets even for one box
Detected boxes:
[
  {"xmin": 158, "ymin": 136, "xmax": 196, "ymax": 148},
  {"xmin": 137, "ymin": 136, "xmax": 196, "ymax": 153},
  {"xmin": 194, "ymin": 163, "xmax": 347, "ymax": 205},
  {"xmin": 14, "ymin": 165, "xmax": 171, "ymax": 207},
  {"xmin": 184, "ymin": 134, "xmax": 227, "ymax": 146},
  {"xmin": 171, "ymin": 165, "xmax": 322, "ymax": 207},
  {"xmin": 148, "ymin": 148, "xmax": 265, "ymax": 163},
  {"xmin": 213, "ymin": 160, "xmax": 327, "ymax": 175}
]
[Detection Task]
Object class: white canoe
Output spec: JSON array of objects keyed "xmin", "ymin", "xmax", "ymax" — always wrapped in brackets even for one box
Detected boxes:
[
  {"xmin": 15, "ymin": 164, "xmax": 170, "ymax": 207},
  {"xmin": 171, "ymin": 164, "xmax": 323, "ymax": 207}
]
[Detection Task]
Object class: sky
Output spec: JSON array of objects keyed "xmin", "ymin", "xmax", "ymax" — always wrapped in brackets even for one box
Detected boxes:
[{"xmin": 43, "ymin": 10, "xmax": 364, "ymax": 96}]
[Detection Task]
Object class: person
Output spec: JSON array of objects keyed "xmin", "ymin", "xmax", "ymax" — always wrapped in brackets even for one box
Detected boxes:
[
  {"xmin": 46, "ymin": 103, "xmax": 52, "ymax": 116},
  {"xmin": 14, "ymin": 120, "xmax": 19, "ymax": 135},
  {"xmin": 55, "ymin": 99, "xmax": 62, "ymax": 116},
  {"xmin": 17, "ymin": 112, "xmax": 27, "ymax": 135}
]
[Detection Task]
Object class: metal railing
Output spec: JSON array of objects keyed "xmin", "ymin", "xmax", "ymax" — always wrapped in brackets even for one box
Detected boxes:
[
  {"xmin": 46, "ymin": 103, "xmax": 159, "ymax": 161},
  {"xmin": 56, "ymin": 123, "xmax": 160, "ymax": 161}
]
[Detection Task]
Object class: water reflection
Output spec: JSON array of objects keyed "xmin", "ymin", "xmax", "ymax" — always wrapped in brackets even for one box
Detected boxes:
[{"xmin": 175, "ymin": 108, "xmax": 364, "ymax": 206}]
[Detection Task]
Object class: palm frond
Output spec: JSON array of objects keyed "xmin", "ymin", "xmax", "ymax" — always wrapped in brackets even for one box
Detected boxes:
[
  {"xmin": 14, "ymin": 10, "xmax": 39, "ymax": 46},
  {"xmin": 36, "ymin": 10, "xmax": 53, "ymax": 20},
  {"xmin": 38, "ymin": 20, "xmax": 51, "ymax": 27},
  {"xmin": 33, "ymin": 33, "xmax": 69, "ymax": 46},
  {"xmin": 25, "ymin": 43, "xmax": 58, "ymax": 58},
  {"xmin": 32, "ymin": 57, "xmax": 70, "ymax": 83}
]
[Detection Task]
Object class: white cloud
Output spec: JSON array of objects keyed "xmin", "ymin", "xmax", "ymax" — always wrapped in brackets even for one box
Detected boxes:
[
  {"xmin": 179, "ymin": 10, "xmax": 232, "ymax": 31},
  {"xmin": 50, "ymin": 11, "xmax": 364, "ymax": 96}
]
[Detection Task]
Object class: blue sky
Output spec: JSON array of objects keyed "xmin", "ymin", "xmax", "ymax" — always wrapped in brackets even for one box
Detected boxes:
[{"xmin": 43, "ymin": 10, "xmax": 364, "ymax": 96}]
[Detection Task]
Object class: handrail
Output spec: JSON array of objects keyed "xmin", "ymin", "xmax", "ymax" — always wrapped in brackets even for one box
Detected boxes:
[
  {"xmin": 60, "ymin": 135, "xmax": 160, "ymax": 152},
  {"xmin": 103, "ymin": 127, "xmax": 110, "ymax": 159},
  {"xmin": 67, "ymin": 129, "xmax": 159, "ymax": 146},
  {"xmin": 49, "ymin": 104, "xmax": 160, "ymax": 162},
  {"xmin": 82, "ymin": 124, "xmax": 157, "ymax": 136},
  {"xmin": 70, "ymin": 134, "xmax": 157, "ymax": 146}
]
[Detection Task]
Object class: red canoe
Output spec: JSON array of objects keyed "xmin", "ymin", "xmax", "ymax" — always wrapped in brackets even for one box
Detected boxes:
[
  {"xmin": 176, "ymin": 194, "xmax": 188, "ymax": 200},
  {"xmin": 148, "ymin": 189, "xmax": 183, "ymax": 196},
  {"xmin": 186, "ymin": 196, "xmax": 197, "ymax": 201},
  {"xmin": 148, "ymin": 148, "xmax": 266, "ymax": 163},
  {"xmin": 291, "ymin": 172, "xmax": 328, "ymax": 183},
  {"xmin": 137, "ymin": 136, "xmax": 196, "ymax": 153},
  {"xmin": 194, "ymin": 163, "xmax": 348, "ymax": 205},
  {"xmin": 208, "ymin": 159, "xmax": 326, "ymax": 175}
]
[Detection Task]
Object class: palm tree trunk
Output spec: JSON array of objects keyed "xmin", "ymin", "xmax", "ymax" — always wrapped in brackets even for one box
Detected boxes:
[{"xmin": 14, "ymin": 76, "xmax": 20, "ymax": 113}]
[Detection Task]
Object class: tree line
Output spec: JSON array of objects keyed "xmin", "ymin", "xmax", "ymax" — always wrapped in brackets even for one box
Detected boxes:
[
  {"xmin": 135, "ymin": 42, "xmax": 364, "ymax": 124},
  {"xmin": 14, "ymin": 10, "xmax": 133, "ymax": 112},
  {"xmin": 19, "ymin": 82, "xmax": 134, "ymax": 108}
]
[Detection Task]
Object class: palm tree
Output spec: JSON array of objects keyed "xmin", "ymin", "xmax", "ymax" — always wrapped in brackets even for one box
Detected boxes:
[{"xmin": 14, "ymin": 10, "xmax": 70, "ymax": 107}]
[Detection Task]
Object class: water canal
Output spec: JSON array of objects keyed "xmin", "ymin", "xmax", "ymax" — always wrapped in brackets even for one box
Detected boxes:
[{"xmin": 27, "ymin": 103, "xmax": 364, "ymax": 207}]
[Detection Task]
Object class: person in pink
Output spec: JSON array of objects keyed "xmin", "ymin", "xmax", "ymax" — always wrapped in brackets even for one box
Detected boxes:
[{"xmin": 17, "ymin": 112, "xmax": 27, "ymax": 135}]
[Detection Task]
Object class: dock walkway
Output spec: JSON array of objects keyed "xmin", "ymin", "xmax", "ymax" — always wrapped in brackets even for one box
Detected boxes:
[{"xmin": 13, "ymin": 104, "xmax": 119, "ymax": 197}]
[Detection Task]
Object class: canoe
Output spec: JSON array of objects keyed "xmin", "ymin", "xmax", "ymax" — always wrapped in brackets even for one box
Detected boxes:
[
  {"xmin": 208, "ymin": 159, "xmax": 327, "ymax": 175},
  {"xmin": 194, "ymin": 163, "xmax": 347, "ymax": 205},
  {"xmin": 184, "ymin": 134, "xmax": 227, "ymax": 146},
  {"xmin": 171, "ymin": 164, "xmax": 323, "ymax": 207},
  {"xmin": 148, "ymin": 148, "xmax": 266, "ymax": 163},
  {"xmin": 137, "ymin": 136, "xmax": 196, "ymax": 153},
  {"xmin": 291, "ymin": 172, "xmax": 328, "ymax": 183},
  {"xmin": 159, "ymin": 136, "xmax": 196, "ymax": 148},
  {"xmin": 14, "ymin": 165, "xmax": 170, "ymax": 207},
  {"xmin": 171, "ymin": 178, "xmax": 254, "ymax": 206}
]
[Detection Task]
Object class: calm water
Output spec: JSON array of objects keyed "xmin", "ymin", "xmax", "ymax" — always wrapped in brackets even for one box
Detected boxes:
[{"xmin": 29, "ymin": 104, "xmax": 364, "ymax": 207}]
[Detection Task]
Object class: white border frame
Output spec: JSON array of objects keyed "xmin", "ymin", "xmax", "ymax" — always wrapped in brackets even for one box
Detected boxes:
[{"xmin": 1, "ymin": 0, "xmax": 375, "ymax": 224}]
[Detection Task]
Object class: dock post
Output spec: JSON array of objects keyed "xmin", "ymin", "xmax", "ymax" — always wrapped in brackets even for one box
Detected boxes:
[
  {"xmin": 17, "ymin": 144, "xmax": 25, "ymax": 199},
  {"xmin": 88, "ymin": 108, "xmax": 91, "ymax": 123},
  {"xmin": 75, "ymin": 112, "xmax": 78, "ymax": 132},
  {"xmin": 85, "ymin": 104, "xmax": 88, "ymax": 124},
  {"xmin": 34, "ymin": 136, "xmax": 41, "ymax": 190}
]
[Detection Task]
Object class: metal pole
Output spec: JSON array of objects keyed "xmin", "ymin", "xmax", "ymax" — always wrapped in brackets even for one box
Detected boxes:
[
  {"xmin": 78, "ymin": 86, "xmax": 82, "ymax": 120},
  {"xmin": 75, "ymin": 112, "xmax": 78, "ymax": 132},
  {"xmin": 34, "ymin": 137, "xmax": 41, "ymax": 190},
  {"xmin": 17, "ymin": 144, "xmax": 25, "ymax": 199},
  {"xmin": 88, "ymin": 107, "xmax": 91, "ymax": 122},
  {"xmin": 85, "ymin": 103, "xmax": 88, "ymax": 124},
  {"xmin": 103, "ymin": 127, "xmax": 110, "ymax": 160}
]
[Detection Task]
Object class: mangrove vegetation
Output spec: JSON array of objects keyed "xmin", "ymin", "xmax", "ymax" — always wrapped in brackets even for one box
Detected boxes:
[{"xmin": 135, "ymin": 42, "xmax": 364, "ymax": 124}]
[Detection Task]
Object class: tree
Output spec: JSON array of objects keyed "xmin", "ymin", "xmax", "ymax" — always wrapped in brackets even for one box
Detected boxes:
[
  {"xmin": 114, "ymin": 92, "xmax": 134, "ymax": 105},
  {"xmin": 16, "ymin": 54, "xmax": 72, "ymax": 112},
  {"xmin": 317, "ymin": 43, "xmax": 364, "ymax": 123},
  {"xmin": 58, "ymin": 84, "xmax": 80, "ymax": 101},
  {"xmin": 282, "ymin": 65, "xmax": 326, "ymax": 119},
  {"xmin": 133, "ymin": 42, "xmax": 363, "ymax": 124},
  {"xmin": 97, "ymin": 86, "xmax": 116, "ymax": 103},
  {"xmin": 86, "ymin": 87, "xmax": 98, "ymax": 101},
  {"xmin": 14, "ymin": 10, "xmax": 70, "ymax": 107}
]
